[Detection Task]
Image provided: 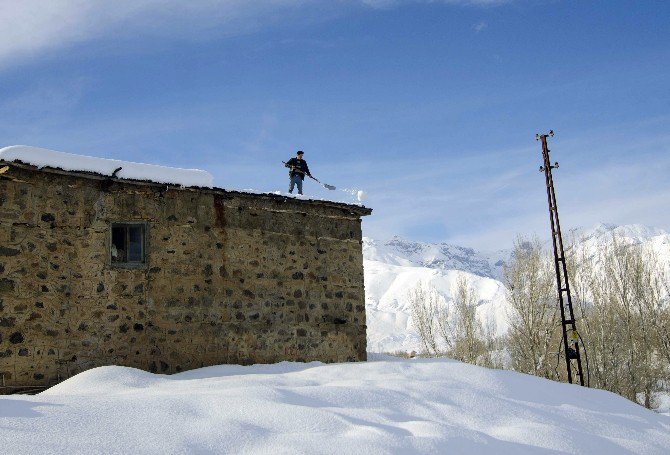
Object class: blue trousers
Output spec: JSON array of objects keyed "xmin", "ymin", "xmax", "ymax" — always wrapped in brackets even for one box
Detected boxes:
[{"xmin": 288, "ymin": 175, "xmax": 303, "ymax": 194}]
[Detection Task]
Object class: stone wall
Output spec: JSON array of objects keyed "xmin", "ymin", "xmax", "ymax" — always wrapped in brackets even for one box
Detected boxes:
[{"xmin": 0, "ymin": 164, "xmax": 370, "ymax": 390}]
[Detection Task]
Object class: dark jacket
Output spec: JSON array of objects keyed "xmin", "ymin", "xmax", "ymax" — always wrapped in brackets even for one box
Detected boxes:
[{"xmin": 285, "ymin": 158, "xmax": 311, "ymax": 180}]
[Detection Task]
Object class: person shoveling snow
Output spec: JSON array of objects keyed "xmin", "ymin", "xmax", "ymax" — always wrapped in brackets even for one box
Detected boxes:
[{"xmin": 283, "ymin": 150, "xmax": 335, "ymax": 195}]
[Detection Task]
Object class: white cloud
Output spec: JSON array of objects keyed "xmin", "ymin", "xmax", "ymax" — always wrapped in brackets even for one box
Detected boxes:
[
  {"xmin": 336, "ymin": 119, "xmax": 670, "ymax": 250},
  {"xmin": 0, "ymin": 1, "xmax": 312, "ymax": 68},
  {"xmin": 473, "ymin": 20, "xmax": 488, "ymax": 33},
  {"xmin": 362, "ymin": 0, "xmax": 508, "ymax": 8},
  {"xmin": 0, "ymin": 0, "xmax": 510, "ymax": 69}
]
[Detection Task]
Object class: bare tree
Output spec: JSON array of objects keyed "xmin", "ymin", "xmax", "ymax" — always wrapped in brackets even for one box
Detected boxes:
[
  {"xmin": 409, "ymin": 277, "xmax": 500, "ymax": 367},
  {"xmin": 503, "ymin": 237, "xmax": 562, "ymax": 379},
  {"xmin": 409, "ymin": 282, "xmax": 441, "ymax": 355},
  {"xmin": 565, "ymin": 234, "xmax": 670, "ymax": 409},
  {"xmin": 590, "ymin": 238, "xmax": 666, "ymax": 407},
  {"xmin": 447, "ymin": 276, "xmax": 489, "ymax": 366},
  {"xmin": 499, "ymin": 231, "xmax": 670, "ymax": 410}
]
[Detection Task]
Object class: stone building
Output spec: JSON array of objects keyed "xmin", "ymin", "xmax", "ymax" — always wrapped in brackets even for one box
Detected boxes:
[{"xmin": 0, "ymin": 146, "xmax": 371, "ymax": 392}]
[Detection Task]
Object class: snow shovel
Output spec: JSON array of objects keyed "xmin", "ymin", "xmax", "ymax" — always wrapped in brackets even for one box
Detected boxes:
[
  {"xmin": 308, "ymin": 175, "xmax": 336, "ymax": 190},
  {"xmin": 282, "ymin": 161, "xmax": 336, "ymax": 190}
]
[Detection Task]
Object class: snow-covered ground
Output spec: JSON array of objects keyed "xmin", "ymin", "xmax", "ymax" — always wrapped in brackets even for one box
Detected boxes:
[
  {"xmin": 364, "ymin": 224, "xmax": 670, "ymax": 353},
  {"xmin": 1, "ymin": 356, "xmax": 669, "ymax": 454}
]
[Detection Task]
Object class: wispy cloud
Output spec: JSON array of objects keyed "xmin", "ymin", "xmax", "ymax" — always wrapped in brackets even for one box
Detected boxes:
[
  {"xmin": 336, "ymin": 117, "xmax": 670, "ymax": 250},
  {"xmin": 0, "ymin": 0, "xmax": 511, "ymax": 69},
  {"xmin": 362, "ymin": 0, "xmax": 509, "ymax": 8},
  {"xmin": 473, "ymin": 21, "xmax": 488, "ymax": 33},
  {"xmin": 0, "ymin": 1, "xmax": 311, "ymax": 69}
]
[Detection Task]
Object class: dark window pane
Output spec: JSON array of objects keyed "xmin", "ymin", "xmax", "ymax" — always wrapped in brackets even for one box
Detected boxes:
[
  {"xmin": 111, "ymin": 226, "xmax": 126, "ymax": 263},
  {"xmin": 127, "ymin": 226, "xmax": 144, "ymax": 262}
]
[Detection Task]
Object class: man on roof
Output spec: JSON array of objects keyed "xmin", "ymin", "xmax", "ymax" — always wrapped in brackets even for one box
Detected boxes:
[{"xmin": 284, "ymin": 150, "xmax": 311, "ymax": 195}]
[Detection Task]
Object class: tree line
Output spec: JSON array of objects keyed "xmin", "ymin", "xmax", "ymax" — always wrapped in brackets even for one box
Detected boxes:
[{"xmin": 409, "ymin": 235, "xmax": 670, "ymax": 410}]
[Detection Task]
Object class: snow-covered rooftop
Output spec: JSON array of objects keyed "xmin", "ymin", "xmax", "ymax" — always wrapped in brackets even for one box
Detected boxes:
[
  {"xmin": 0, "ymin": 145, "xmax": 371, "ymax": 212},
  {"xmin": 0, "ymin": 145, "xmax": 214, "ymax": 188}
]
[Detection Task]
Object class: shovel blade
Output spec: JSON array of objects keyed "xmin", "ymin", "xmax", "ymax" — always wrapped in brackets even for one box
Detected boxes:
[{"xmin": 323, "ymin": 183, "xmax": 336, "ymax": 190}]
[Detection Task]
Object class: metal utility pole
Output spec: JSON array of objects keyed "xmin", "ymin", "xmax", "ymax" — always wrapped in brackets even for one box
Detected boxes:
[{"xmin": 536, "ymin": 130, "xmax": 585, "ymax": 386}]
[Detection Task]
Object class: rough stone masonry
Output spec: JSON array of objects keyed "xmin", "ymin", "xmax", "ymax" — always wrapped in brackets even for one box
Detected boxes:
[{"xmin": 0, "ymin": 162, "xmax": 371, "ymax": 391}]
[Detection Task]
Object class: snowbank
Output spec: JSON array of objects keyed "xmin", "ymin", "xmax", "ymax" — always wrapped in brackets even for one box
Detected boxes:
[
  {"xmin": 1, "ymin": 357, "xmax": 669, "ymax": 454},
  {"xmin": 0, "ymin": 145, "xmax": 214, "ymax": 188}
]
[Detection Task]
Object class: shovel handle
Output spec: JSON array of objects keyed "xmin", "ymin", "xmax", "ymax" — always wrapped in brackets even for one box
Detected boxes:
[
  {"xmin": 283, "ymin": 161, "xmax": 334, "ymax": 189},
  {"xmin": 283, "ymin": 161, "xmax": 313, "ymax": 178}
]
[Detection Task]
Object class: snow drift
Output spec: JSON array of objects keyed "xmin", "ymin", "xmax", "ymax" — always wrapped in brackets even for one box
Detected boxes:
[{"xmin": 1, "ymin": 357, "xmax": 668, "ymax": 454}]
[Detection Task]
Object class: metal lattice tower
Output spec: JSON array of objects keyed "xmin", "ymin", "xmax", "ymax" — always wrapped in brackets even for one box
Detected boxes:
[{"xmin": 536, "ymin": 131, "xmax": 585, "ymax": 386}]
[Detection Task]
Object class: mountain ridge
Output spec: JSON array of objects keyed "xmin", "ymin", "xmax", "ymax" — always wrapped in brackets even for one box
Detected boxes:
[{"xmin": 364, "ymin": 223, "xmax": 670, "ymax": 353}]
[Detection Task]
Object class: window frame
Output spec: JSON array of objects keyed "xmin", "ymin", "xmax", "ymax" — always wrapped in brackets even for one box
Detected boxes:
[{"xmin": 109, "ymin": 222, "xmax": 149, "ymax": 269}]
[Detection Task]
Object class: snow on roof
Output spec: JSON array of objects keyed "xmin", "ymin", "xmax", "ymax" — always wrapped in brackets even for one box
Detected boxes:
[
  {"xmin": 0, "ymin": 145, "xmax": 214, "ymax": 188},
  {"xmin": 0, "ymin": 145, "xmax": 371, "ymax": 212}
]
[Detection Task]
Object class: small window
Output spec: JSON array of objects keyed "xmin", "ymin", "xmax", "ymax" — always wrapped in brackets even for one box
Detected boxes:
[{"xmin": 111, "ymin": 223, "xmax": 146, "ymax": 266}]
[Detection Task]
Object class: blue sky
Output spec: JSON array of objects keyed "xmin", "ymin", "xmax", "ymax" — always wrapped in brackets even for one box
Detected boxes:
[{"xmin": 1, "ymin": 0, "xmax": 668, "ymax": 249}]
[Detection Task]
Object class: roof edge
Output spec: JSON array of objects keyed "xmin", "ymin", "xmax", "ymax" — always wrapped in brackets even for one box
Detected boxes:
[{"xmin": 0, "ymin": 159, "xmax": 373, "ymax": 217}]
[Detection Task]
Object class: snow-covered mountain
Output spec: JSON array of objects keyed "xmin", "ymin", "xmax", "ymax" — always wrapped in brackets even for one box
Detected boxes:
[
  {"xmin": 364, "ymin": 223, "xmax": 670, "ymax": 353},
  {"xmin": 573, "ymin": 223, "xmax": 670, "ymax": 269},
  {"xmin": 363, "ymin": 236, "xmax": 508, "ymax": 279},
  {"xmin": 364, "ymin": 250, "xmax": 508, "ymax": 353}
]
